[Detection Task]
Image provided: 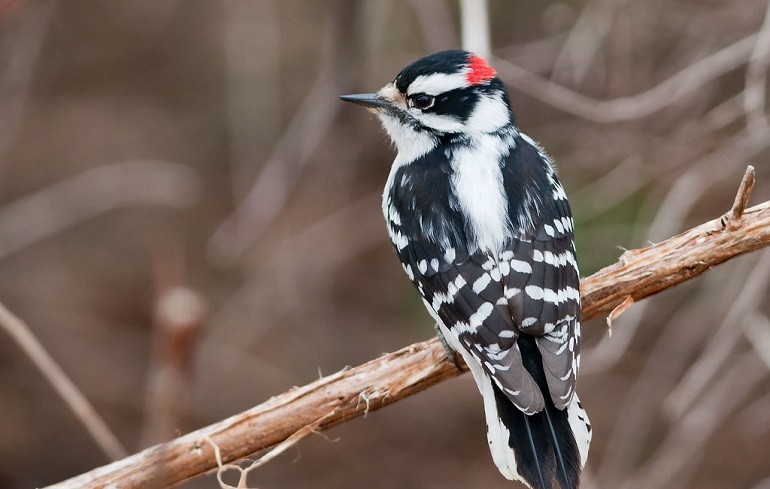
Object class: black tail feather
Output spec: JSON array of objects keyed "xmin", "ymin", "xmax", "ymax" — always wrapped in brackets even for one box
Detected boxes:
[
  {"xmin": 542, "ymin": 397, "xmax": 579, "ymax": 488},
  {"xmin": 493, "ymin": 335, "xmax": 581, "ymax": 489},
  {"xmin": 521, "ymin": 413, "xmax": 547, "ymax": 489}
]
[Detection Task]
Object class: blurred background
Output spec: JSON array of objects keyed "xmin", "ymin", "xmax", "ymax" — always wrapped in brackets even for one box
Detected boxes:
[{"xmin": 1, "ymin": 1, "xmax": 769, "ymax": 488}]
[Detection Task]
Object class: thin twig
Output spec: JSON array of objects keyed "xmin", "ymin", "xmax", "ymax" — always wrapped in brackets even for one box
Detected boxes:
[
  {"xmin": 592, "ymin": 270, "xmax": 733, "ymax": 487},
  {"xmin": 494, "ymin": 32, "xmax": 758, "ymax": 122},
  {"xmin": 622, "ymin": 352, "xmax": 767, "ymax": 489},
  {"xmin": 0, "ymin": 300, "xmax": 128, "ymax": 460},
  {"xmin": 722, "ymin": 164, "xmax": 756, "ymax": 231},
  {"xmin": 222, "ymin": 0, "xmax": 281, "ymax": 201},
  {"xmin": 45, "ymin": 178, "xmax": 770, "ymax": 489},
  {"xmin": 0, "ymin": 160, "xmax": 201, "ymax": 261},
  {"xmin": 208, "ymin": 1, "xmax": 360, "ymax": 265},
  {"xmin": 581, "ymin": 199, "xmax": 770, "ymax": 320},
  {"xmin": 606, "ymin": 295, "xmax": 633, "ymax": 335},
  {"xmin": 661, "ymin": 249, "xmax": 770, "ymax": 419},
  {"xmin": 644, "ymin": 125, "xmax": 769, "ymax": 243},
  {"xmin": 551, "ymin": 0, "xmax": 629, "ymax": 86},
  {"xmin": 205, "ymin": 410, "xmax": 335, "ymax": 489}
]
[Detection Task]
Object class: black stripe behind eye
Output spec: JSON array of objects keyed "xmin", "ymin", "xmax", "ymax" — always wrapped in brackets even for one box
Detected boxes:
[{"xmin": 432, "ymin": 87, "xmax": 479, "ymax": 121}]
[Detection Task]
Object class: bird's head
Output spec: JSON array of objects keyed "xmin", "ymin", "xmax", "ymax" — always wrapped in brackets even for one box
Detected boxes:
[{"xmin": 341, "ymin": 50, "xmax": 514, "ymax": 154}]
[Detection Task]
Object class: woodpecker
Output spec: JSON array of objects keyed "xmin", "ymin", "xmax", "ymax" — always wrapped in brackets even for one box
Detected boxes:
[{"xmin": 341, "ymin": 50, "xmax": 591, "ymax": 489}]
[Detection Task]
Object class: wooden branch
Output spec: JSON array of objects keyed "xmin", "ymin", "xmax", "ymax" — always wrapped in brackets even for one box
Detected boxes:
[
  {"xmin": 46, "ymin": 168, "xmax": 770, "ymax": 489},
  {"xmin": 581, "ymin": 165, "xmax": 763, "ymax": 320}
]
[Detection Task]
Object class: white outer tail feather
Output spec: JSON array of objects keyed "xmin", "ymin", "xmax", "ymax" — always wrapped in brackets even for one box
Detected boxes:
[
  {"xmin": 478, "ymin": 363, "xmax": 520, "ymax": 481},
  {"xmin": 437, "ymin": 321, "xmax": 522, "ymax": 481},
  {"xmin": 567, "ymin": 394, "xmax": 592, "ymax": 467}
]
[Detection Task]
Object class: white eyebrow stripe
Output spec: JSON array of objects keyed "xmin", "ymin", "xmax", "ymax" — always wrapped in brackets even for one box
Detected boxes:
[{"xmin": 407, "ymin": 72, "xmax": 468, "ymax": 96}]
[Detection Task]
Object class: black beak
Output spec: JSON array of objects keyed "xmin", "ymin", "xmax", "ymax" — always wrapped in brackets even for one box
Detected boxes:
[{"xmin": 339, "ymin": 93, "xmax": 392, "ymax": 109}]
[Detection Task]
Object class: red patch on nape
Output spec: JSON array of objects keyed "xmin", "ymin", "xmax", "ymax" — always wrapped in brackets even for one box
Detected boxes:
[{"xmin": 466, "ymin": 55, "xmax": 496, "ymax": 85}]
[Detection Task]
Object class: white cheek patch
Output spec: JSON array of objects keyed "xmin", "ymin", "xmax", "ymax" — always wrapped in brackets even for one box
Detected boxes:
[{"xmin": 407, "ymin": 71, "xmax": 469, "ymax": 96}]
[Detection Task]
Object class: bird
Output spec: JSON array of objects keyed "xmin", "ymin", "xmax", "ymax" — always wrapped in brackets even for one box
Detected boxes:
[{"xmin": 340, "ymin": 50, "xmax": 591, "ymax": 489}]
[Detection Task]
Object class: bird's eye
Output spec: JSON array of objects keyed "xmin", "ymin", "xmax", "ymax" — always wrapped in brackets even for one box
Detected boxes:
[{"xmin": 411, "ymin": 94, "xmax": 435, "ymax": 110}]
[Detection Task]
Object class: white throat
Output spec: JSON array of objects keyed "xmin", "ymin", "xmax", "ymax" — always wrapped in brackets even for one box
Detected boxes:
[{"xmin": 378, "ymin": 112, "xmax": 438, "ymax": 164}]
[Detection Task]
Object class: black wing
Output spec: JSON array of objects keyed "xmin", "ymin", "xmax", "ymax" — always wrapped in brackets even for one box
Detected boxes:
[{"xmin": 385, "ymin": 134, "xmax": 580, "ymax": 414}]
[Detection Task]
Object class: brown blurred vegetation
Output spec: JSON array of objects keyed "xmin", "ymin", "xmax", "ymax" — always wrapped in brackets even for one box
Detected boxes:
[{"xmin": 1, "ymin": 1, "xmax": 769, "ymax": 488}]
